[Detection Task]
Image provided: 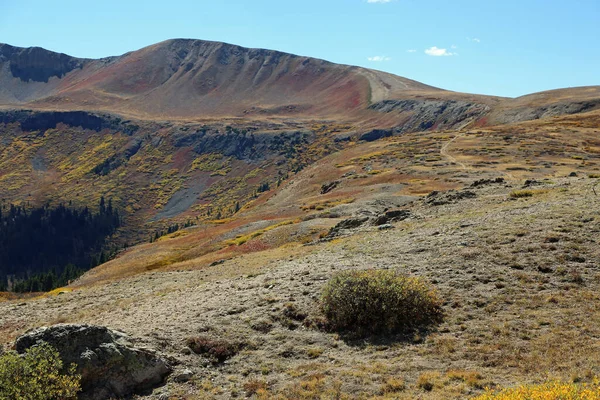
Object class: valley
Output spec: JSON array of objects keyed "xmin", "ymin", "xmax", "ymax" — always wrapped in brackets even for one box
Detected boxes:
[{"xmin": 0, "ymin": 39, "xmax": 599, "ymax": 399}]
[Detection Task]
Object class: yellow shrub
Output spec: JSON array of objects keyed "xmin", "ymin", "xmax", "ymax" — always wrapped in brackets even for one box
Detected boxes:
[
  {"xmin": 510, "ymin": 189, "xmax": 535, "ymax": 198},
  {"xmin": 510, "ymin": 188, "xmax": 550, "ymax": 198},
  {"xmin": 0, "ymin": 342, "xmax": 81, "ymax": 399},
  {"xmin": 473, "ymin": 380, "xmax": 600, "ymax": 400},
  {"xmin": 320, "ymin": 270, "xmax": 443, "ymax": 337}
]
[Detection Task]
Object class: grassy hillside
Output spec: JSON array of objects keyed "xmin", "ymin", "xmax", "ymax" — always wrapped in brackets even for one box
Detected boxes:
[
  {"xmin": 2, "ymin": 39, "xmax": 600, "ymax": 399},
  {"xmin": 1, "ymin": 109, "xmax": 600, "ymax": 398}
]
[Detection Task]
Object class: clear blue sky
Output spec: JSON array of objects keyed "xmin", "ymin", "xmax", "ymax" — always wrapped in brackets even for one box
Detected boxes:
[{"xmin": 1, "ymin": 0, "xmax": 598, "ymax": 97}]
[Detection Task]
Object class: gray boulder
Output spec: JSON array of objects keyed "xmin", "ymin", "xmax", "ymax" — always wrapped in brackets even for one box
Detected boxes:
[
  {"xmin": 327, "ymin": 216, "xmax": 370, "ymax": 237},
  {"xmin": 373, "ymin": 209, "xmax": 411, "ymax": 226},
  {"xmin": 16, "ymin": 324, "xmax": 171, "ymax": 400}
]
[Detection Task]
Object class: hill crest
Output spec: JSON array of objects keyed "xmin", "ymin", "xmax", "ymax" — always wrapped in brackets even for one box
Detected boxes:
[{"xmin": 0, "ymin": 39, "xmax": 443, "ymax": 121}]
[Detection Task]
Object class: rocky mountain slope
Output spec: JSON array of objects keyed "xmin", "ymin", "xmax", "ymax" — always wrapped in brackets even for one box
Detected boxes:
[
  {"xmin": 2, "ymin": 40, "xmax": 598, "ymax": 127},
  {"xmin": 0, "ymin": 40, "xmax": 598, "ymax": 243},
  {"xmin": 2, "ymin": 39, "xmax": 600, "ymax": 399},
  {"xmin": 3, "ymin": 114, "xmax": 600, "ymax": 397},
  {"xmin": 0, "ymin": 39, "xmax": 439, "ymax": 121}
]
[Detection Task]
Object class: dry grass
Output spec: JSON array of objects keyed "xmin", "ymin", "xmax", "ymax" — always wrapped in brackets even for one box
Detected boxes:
[
  {"xmin": 473, "ymin": 380, "xmax": 600, "ymax": 400},
  {"xmin": 3, "ymin": 110, "xmax": 600, "ymax": 399}
]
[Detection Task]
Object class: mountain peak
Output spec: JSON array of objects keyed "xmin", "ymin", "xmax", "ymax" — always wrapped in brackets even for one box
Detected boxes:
[{"xmin": 0, "ymin": 39, "xmax": 437, "ymax": 119}]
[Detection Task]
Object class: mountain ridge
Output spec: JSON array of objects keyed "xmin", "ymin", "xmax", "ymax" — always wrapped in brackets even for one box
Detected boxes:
[
  {"xmin": 0, "ymin": 39, "xmax": 444, "ymax": 121},
  {"xmin": 2, "ymin": 39, "xmax": 599, "ymax": 130}
]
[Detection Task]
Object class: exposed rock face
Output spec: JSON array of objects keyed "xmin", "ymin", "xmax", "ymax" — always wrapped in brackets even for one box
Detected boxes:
[
  {"xmin": 327, "ymin": 216, "xmax": 370, "ymax": 237},
  {"xmin": 173, "ymin": 127, "xmax": 313, "ymax": 160},
  {"xmin": 0, "ymin": 110, "xmax": 139, "ymax": 134},
  {"xmin": 369, "ymin": 99, "xmax": 491, "ymax": 133},
  {"xmin": 425, "ymin": 190, "xmax": 477, "ymax": 206},
  {"xmin": 373, "ymin": 209, "xmax": 411, "ymax": 226},
  {"xmin": 491, "ymin": 99, "xmax": 600, "ymax": 125},
  {"xmin": 359, "ymin": 129, "xmax": 393, "ymax": 142},
  {"xmin": 320, "ymin": 180, "xmax": 340, "ymax": 194},
  {"xmin": 470, "ymin": 177, "xmax": 505, "ymax": 188},
  {"xmin": 16, "ymin": 324, "xmax": 171, "ymax": 400}
]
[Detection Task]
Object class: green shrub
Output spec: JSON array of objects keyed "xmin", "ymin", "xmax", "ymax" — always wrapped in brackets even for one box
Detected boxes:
[
  {"xmin": 510, "ymin": 189, "xmax": 535, "ymax": 198},
  {"xmin": 0, "ymin": 342, "xmax": 81, "ymax": 400},
  {"xmin": 320, "ymin": 269, "xmax": 443, "ymax": 337}
]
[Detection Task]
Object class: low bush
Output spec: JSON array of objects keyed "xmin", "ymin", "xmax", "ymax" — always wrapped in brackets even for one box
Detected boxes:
[
  {"xmin": 510, "ymin": 189, "xmax": 535, "ymax": 198},
  {"xmin": 472, "ymin": 380, "xmax": 600, "ymax": 399},
  {"xmin": 417, "ymin": 372, "xmax": 438, "ymax": 392},
  {"xmin": 243, "ymin": 379, "xmax": 269, "ymax": 397},
  {"xmin": 0, "ymin": 342, "xmax": 81, "ymax": 400},
  {"xmin": 282, "ymin": 303, "xmax": 307, "ymax": 322},
  {"xmin": 185, "ymin": 336, "xmax": 243, "ymax": 363},
  {"xmin": 380, "ymin": 377, "xmax": 406, "ymax": 394},
  {"xmin": 320, "ymin": 269, "xmax": 443, "ymax": 337}
]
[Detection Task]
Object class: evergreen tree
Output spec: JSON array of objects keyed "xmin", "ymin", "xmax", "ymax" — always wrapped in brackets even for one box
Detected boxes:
[{"xmin": 1, "ymin": 199, "xmax": 121, "ymax": 293}]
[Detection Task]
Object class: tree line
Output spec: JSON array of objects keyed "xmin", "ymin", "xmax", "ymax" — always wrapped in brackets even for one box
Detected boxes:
[{"xmin": 0, "ymin": 197, "xmax": 121, "ymax": 292}]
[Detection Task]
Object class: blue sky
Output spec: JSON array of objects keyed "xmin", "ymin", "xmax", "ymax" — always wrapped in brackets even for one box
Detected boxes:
[{"xmin": 1, "ymin": 0, "xmax": 598, "ymax": 97}]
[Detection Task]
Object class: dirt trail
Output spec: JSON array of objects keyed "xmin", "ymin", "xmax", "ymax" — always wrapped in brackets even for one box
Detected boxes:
[{"xmin": 440, "ymin": 131, "xmax": 469, "ymax": 170}]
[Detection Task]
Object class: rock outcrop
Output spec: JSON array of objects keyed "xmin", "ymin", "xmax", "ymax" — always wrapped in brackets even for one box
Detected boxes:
[
  {"xmin": 16, "ymin": 324, "xmax": 171, "ymax": 400},
  {"xmin": 368, "ymin": 99, "xmax": 491, "ymax": 133},
  {"xmin": 0, "ymin": 110, "xmax": 139, "ymax": 134},
  {"xmin": 0, "ymin": 43, "xmax": 86, "ymax": 83}
]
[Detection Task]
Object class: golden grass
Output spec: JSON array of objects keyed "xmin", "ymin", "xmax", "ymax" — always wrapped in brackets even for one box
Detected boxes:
[
  {"xmin": 510, "ymin": 189, "xmax": 549, "ymax": 198},
  {"xmin": 43, "ymin": 287, "xmax": 74, "ymax": 297},
  {"xmin": 301, "ymin": 198, "xmax": 355, "ymax": 211},
  {"xmin": 472, "ymin": 380, "xmax": 600, "ymax": 400},
  {"xmin": 226, "ymin": 220, "xmax": 294, "ymax": 246}
]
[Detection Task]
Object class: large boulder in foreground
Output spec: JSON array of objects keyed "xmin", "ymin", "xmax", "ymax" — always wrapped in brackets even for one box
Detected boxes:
[{"xmin": 16, "ymin": 324, "xmax": 171, "ymax": 400}]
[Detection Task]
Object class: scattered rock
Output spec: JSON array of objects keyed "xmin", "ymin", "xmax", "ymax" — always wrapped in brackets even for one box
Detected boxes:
[
  {"xmin": 523, "ymin": 179, "xmax": 543, "ymax": 188},
  {"xmin": 538, "ymin": 265, "xmax": 554, "ymax": 273},
  {"xmin": 15, "ymin": 324, "xmax": 172, "ymax": 400},
  {"xmin": 327, "ymin": 216, "xmax": 370, "ymax": 236},
  {"xmin": 373, "ymin": 209, "xmax": 411, "ymax": 226},
  {"xmin": 470, "ymin": 177, "xmax": 505, "ymax": 188},
  {"xmin": 333, "ymin": 133, "xmax": 353, "ymax": 142},
  {"xmin": 320, "ymin": 181, "xmax": 340, "ymax": 194},
  {"xmin": 567, "ymin": 255, "xmax": 586, "ymax": 263},
  {"xmin": 425, "ymin": 190, "xmax": 477, "ymax": 206},
  {"xmin": 378, "ymin": 224, "xmax": 394, "ymax": 230},
  {"xmin": 172, "ymin": 369, "xmax": 194, "ymax": 383}
]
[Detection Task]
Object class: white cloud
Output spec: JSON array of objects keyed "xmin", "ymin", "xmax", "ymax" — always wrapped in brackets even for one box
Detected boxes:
[
  {"xmin": 367, "ymin": 0, "xmax": 392, "ymax": 3},
  {"xmin": 407, "ymin": 49, "xmax": 417, "ymax": 53},
  {"xmin": 467, "ymin": 37, "xmax": 481, "ymax": 43},
  {"xmin": 367, "ymin": 55, "xmax": 391, "ymax": 62},
  {"xmin": 424, "ymin": 46, "xmax": 456, "ymax": 57},
  {"xmin": 451, "ymin": 45, "xmax": 458, "ymax": 49}
]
